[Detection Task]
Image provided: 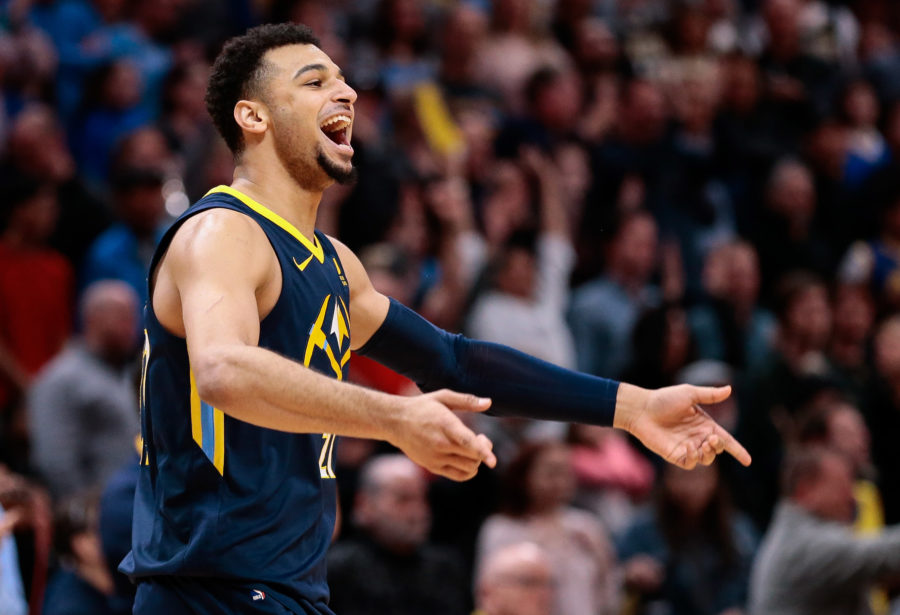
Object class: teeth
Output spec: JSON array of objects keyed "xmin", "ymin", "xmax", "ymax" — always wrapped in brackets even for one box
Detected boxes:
[{"xmin": 320, "ymin": 115, "xmax": 351, "ymax": 132}]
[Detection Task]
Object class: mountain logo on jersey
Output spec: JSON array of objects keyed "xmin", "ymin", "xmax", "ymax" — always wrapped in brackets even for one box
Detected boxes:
[{"xmin": 304, "ymin": 294, "xmax": 350, "ymax": 379}]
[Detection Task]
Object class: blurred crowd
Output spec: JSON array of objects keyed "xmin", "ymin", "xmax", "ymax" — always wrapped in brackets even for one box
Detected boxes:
[{"xmin": 3, "ymin": 0, "xmax": 900, "ymax": 614}]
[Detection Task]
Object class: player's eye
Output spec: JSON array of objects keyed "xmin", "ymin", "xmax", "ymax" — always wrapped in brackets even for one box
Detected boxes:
[{"xmin": 305, "ymin": 80, "xmax": 322, "ymax": 87}]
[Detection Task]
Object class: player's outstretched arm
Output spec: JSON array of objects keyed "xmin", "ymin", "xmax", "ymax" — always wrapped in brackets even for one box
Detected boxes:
[
  {"xmin": 156, "ymin": 210, "xmax": 495, "ymax": 481},
  {"xmin": 335, "ymin": 239, "xmax": 750, "ymax": 470}
]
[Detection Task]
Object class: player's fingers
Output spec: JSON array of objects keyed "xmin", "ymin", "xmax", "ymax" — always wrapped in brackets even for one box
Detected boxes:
[
  {"xmin": 699, "ymin": 440, "xmax": 716, "ymax": 466},
  {"xmin": 707, "ymin": 433, "xmax": 726, "ymax": 455},
  {"xmin": 718, "ymin": 427, "xmax": 752, "ymax": 467},
  {"xmin": 441, "ymin": 453, "xmax": 481, "ymax": 478},
  {"xmin": 438, "ymin": 463, "xmax": 477, "ymax": 483},
  {"xmin": 679, "ymin": 443, "xmax": 699, "ymax": 470},
  {"xmin": 433, "ymin": 389, "xmax": 492, "ymax": 413},
  {"xmin": 691, "ymin": 385, "xmax": 731, "ymax": 405},
  {"xmin": 443, "ymin": 419, "xmax": 496, "ymax": 467}
]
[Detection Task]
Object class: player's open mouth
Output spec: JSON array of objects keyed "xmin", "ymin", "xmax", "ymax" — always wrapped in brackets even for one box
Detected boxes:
[{"xmin": 320, "ymin": 114, "xmax": 353, "ymax": 154}]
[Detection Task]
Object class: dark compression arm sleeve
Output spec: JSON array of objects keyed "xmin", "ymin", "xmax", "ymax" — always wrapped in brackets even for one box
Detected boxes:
[{"xmin": 357, "ymin": 298, "xmax": 619, "ymax": 425}]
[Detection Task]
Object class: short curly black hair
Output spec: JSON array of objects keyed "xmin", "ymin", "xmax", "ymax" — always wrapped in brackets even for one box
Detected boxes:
[{"xmin": 206, "ymin": 23, "xmax": 321, "ymax": 154}]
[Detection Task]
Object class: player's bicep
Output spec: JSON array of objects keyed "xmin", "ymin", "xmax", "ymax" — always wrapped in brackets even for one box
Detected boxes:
[
  {"xmin": 329, "ymin": 236, "xmax": 390, "ymax": 350},
  {"xmin": 167, "ymin": 210, "xmax": 271, "ymax": 364}
]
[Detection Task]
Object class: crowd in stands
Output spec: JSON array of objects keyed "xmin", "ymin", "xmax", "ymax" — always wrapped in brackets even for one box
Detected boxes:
[{"xmin": 3, "ymin": 0, "xmax": 900, "ymax": 613}]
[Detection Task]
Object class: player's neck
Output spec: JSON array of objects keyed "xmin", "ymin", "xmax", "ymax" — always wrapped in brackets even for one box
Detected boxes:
[{"xmin": 231, "ymin": 163, "xmax": 322, "ymax": 239}]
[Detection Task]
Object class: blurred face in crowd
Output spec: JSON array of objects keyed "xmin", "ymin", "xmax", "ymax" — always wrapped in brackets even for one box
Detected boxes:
[
  {"xmin": 663, "ymin": 463, "xmax": 718, "ymax": 519},
  {"xmin": 728, "ymin": 242, "xmax": 761, "ymax": 308},
  {"xmin": 874, "ymin": 317, "xmax": 900, "ymax": 379},
  {"xmin": 103, "ymin": 61, "xmax": 143, "ymax": 110},
  {"xmin": 9, "ymin": 187, "xmax": 59, "ymax": 243},
  {"xmin": 169, "ymin": 61, "xmax": 210, "ymax": 119},
  {"xmin": 763, "ymin": 0, "xmax": 801, "ymax": 51},
  {"xmin": 82, "ymin": 282, "xmax": 140, "ymax": 364},
  {"xmin": 526, "ymin": 444, "xmax": 575, "ymax": 514},
  {"xmin": 784, "ymin": 282, "xmax": 832, "ymax": 349},
  {"xmin": 246, "ymin": 43, "xmax": 357, "ymax": 190},
  {"xmin": 610, "ymin": 213, "xmax": 658, "ymax": 283},
  {"xmin": 478, "ymin": 543, "xmax": 554, "ymax": 615},
  {"xmin": 797, "ymin": 452, "xmax": 856, "ymax": 523},
  {"xmin": 826, "ymin": 405, "xmax": 871, "ymax": 473},
  {"xmin": 662, "ymin": 307, "xmax": 691, "ymax": 374},
  {"xmin": 115, "ymin": 128, "xmax": 175, "ymax": 175},
  {"xmin": 356, "ymin": 457, "xmax": 431, "ymax": 554},
  {"xmin": 621, "ymin": 80, "xmax": 667, "ymax": 144},
  {"xmin": 573, "ymin": 18, "xmax": 618, "ymax": 73},
  {"xmin": 497, "ymin": 247, "xmax": 537, "ymax": 299},
  {"xmin": 117, "ymin": 183, "xmax": 165, "ymax": 237},
  {"xmin": 767, "ymin": 161, "xmax": 816, "ymax": 227},
  {"xmin": 9, "ymin": 105, "xmax": 75, "ymax": 183},
  {"xmin": 442, "ymin": 4, "xmax": 487, "ymax": 63},
  {"xmin": 831, "ymin": 285, "xmax": 874, "ymax": 344},
  {"xmin": 723, "ymin": 56, "xmax": 761, "ymax": 115},
  {"xmin": 843, "ymin": 81, "xmax": 879, "ymax": 128},
  {"xmin": 533, "ymin": 70, "xmax": 583, "ymax": 134}
]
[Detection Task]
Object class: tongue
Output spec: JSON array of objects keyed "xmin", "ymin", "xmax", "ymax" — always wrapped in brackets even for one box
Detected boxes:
[{"xmin": 327, "ymin": 129, "xmax": 348, "ymax": 146}]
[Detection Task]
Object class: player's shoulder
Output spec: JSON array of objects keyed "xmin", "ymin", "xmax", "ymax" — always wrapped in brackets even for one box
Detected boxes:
[{"xmin": 165, "ymin": 205, "xmax": 272, "ymax": 280}]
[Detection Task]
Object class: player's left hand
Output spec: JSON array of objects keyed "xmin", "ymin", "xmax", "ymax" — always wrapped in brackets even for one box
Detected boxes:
[{"xmin": 613, "ymin": 383, "xmax": 751, "ymax": 469}]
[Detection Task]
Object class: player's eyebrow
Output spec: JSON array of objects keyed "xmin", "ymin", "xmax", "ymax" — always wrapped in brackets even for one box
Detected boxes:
[{"xmin": 293, "ymin": 63, "xmax": 345, "ymax": 81}]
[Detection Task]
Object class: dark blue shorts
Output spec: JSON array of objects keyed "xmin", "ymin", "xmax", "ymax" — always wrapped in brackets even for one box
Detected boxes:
[{"xmin": 133, "ymin": 577, "xmax": 326, "ymax": 615}]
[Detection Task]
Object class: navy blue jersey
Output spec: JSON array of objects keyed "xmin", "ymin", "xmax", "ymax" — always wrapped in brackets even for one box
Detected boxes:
[{"xmin": 121, "ymin": 186, "xmax": 351, "ymax": 614}]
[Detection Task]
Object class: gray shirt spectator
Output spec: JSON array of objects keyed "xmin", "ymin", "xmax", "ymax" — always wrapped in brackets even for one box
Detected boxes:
[
  {"xmin": 749, "ymin": 448, "xmax": 900, "ymax": 615},
  {"xmin": 27, "ymin": 281, "xmax": 140, "ymax": 498}
]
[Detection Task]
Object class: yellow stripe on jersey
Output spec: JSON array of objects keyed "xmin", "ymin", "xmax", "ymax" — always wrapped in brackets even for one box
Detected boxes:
[
  {"xmin": 205, "ymin": 185, "xmax": 325, "ymax": 264},
  {"xmin": 189, "ymin": 369, "xmax": 203, "ymax": 448}
]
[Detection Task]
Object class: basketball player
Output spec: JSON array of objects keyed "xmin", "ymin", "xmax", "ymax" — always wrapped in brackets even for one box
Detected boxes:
[{"xmin": 123, "ymin": 23, "xmax": 751, "ymax": 615}]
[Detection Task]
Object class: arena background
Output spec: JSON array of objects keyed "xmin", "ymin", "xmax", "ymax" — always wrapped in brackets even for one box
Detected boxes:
[{"xmin": 1, "ymin": 0, "xmax": 900, "ymax": 614}]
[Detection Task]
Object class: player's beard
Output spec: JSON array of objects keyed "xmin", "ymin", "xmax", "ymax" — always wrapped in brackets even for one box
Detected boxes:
[
  {"xmin": 272, "ymin": 122, "xmax": 357, "ymax": 190},
  {"xmin": 316, "ymin": 147, "xmax": 357, "ymax": 185}
]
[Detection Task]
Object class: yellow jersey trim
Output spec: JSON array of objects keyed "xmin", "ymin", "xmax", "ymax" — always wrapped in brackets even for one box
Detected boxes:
[{"xmin": 205, "ymin": 185, "xmax": 325, "ymax": 264}]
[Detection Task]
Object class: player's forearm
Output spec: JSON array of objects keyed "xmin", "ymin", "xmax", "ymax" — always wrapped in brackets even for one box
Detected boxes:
[
  {"xmin": 191, "ymin": 344, "xmax": 401, "ymax": 441},
  {"xmin": 358, "ymin": 298, "xmax": 620, "ymax": 425}
]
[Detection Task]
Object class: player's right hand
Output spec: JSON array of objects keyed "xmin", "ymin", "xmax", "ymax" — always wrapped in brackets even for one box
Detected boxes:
[{"xmin": 391, "ymin": 389, "xmax": 497, "ymax": 482}]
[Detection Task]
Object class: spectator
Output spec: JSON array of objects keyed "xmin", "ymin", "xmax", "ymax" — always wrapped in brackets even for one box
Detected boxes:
[
  {"xmin": 70, "ymin": 59, "xmax": 151, "ymax": 184},
  {"xmin": 621, "ymin": 303, "xmax": 695, "ymax": 391},
  {"xmin": 567, "ymin": 424, "xmax": 655, "ymax": 536},
  {"xmin": 476, "ymin": 441, "xmax": 619, "ymax": 615},
  {"xmin": 468, "ymin": 149, "xmax": 577, "ymax": 369},
  {"xmin": 754, "ymin": 159, "xmax": 833, "ymax": 300},
  {"xmin": 80, "ymin": 167, "xmax": 167, "ymax": 308},
  {"xmin": 42, "ymin": 492, "xmax": 115, "ymax": 615},
  {"xmin": 827, "ymin": 284, "xmax": 875, "ymax": 401},
  {"xmin": 749, "ymin": 447, "xmax": 900, "ymax": 615},
  {"xmin": 689, "ymin": 241, "xmax": 776, "ymax": 371},
  {"xmin": 1, "ymin": 103, "xmax": 110, "ymax": 269},
  {"xmin": 474, "ymin": 542, "xmax": 554, "ymax": 615},
  {"xmin": 864, "ymin": 315, "xmax": 900, "ymax": 525},
  {"xmin": 739, "ymin": 271, "xmax": 835, "ymax": 529},
  {"xmin": 839, "ymin": 191, "xmax": 900, "ymax": 314},
  {"xmin": 327, "ymin": 455, "xmax": 469, "ymax": 615},
  {"xmin": 618, "ymin": 462, "xmax": 758, "ymax": 615},
  {"xmin": 0, "ymin": 177, "xmax": 73, "ymax": 469},
  {"xmin": 569, "ymin": 210, "xmax": 661, "ymax": 379},
  {"xmin": 27, "ymin": 280, "xmax": 140, "ymax": 499}
]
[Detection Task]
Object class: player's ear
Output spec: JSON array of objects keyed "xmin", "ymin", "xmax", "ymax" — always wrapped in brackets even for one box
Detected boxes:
[{"xmin": 234, "ymin": 100, "xmax": 268, "ymax": 138}]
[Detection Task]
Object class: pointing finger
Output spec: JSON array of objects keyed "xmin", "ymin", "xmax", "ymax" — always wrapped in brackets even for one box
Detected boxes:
[{"xmin": 716, "ymin": 426, "xmax": 752, "ymax": 466}]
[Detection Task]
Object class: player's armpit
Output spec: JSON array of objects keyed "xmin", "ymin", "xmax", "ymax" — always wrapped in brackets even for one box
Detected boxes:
[{"xmin": 327, "ymin": 235, "xmax": 390, "ymax": 350}]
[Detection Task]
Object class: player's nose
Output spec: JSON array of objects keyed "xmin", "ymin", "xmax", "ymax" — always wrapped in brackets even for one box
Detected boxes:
[{"xmin": 333, "ymin": 79, "xmax": 357, "ymax": 105}]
